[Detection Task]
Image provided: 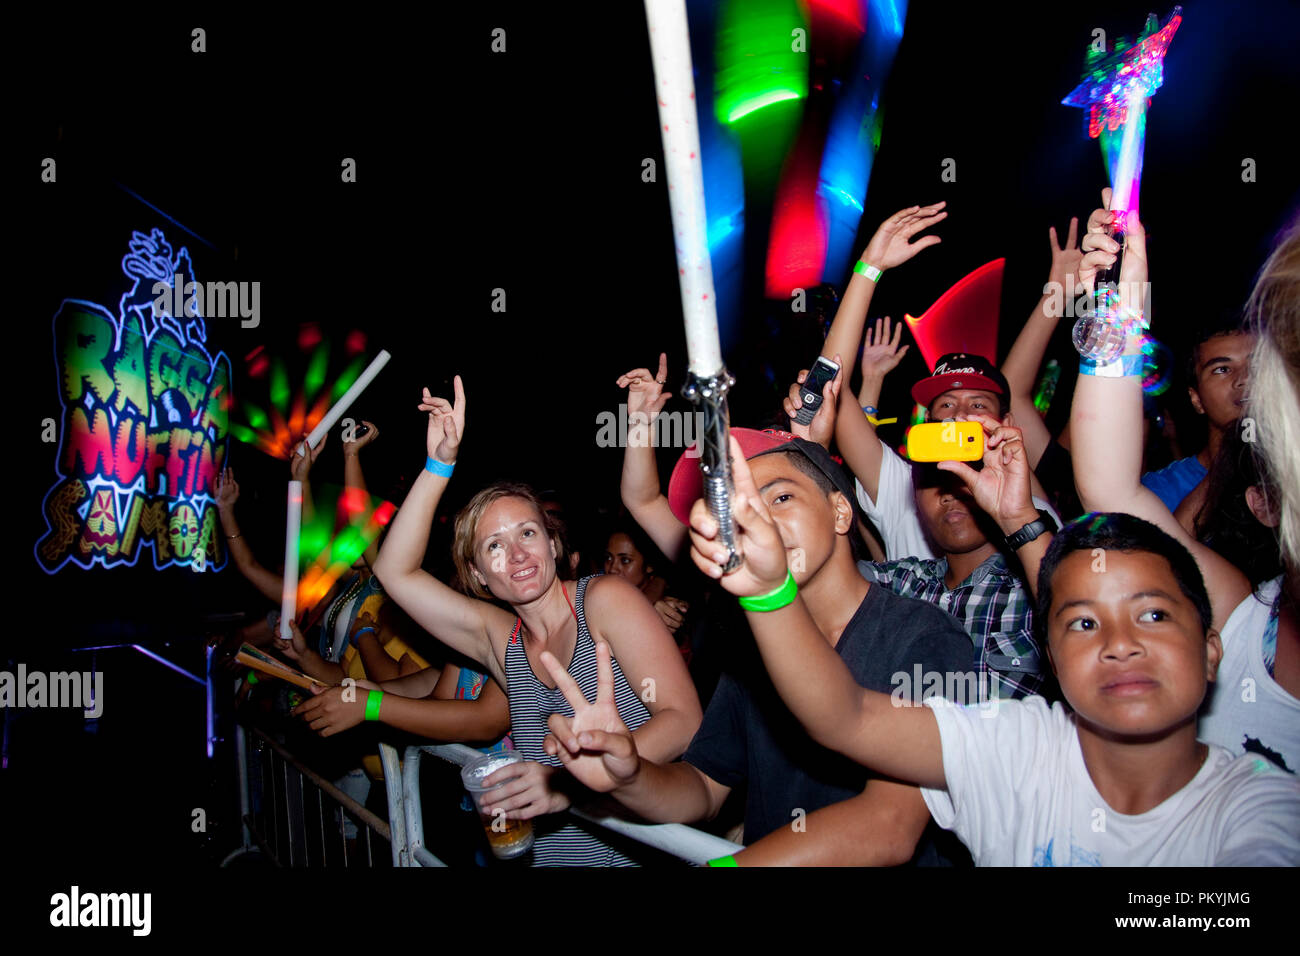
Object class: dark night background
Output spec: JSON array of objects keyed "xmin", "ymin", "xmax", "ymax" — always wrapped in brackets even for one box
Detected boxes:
[{"xmin": 5, "ymin": 0, "xmax": 1298, "ymax": 888}]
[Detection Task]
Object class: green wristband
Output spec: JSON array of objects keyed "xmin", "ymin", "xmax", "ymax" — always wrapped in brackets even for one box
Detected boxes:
[
  {"xmin": 246, "ymin": 671, "xmax": 259, "ymax": 686},
  {"xmin": 365, "ymin": 689, "xmax": 384, "ymax": 722},
  {"xmin": 707, "ymin": 855, "xmax": 738, "ymax": 867},
  {"xmin": 737, "ymin": 571, "xmax": 797, "ymax": 612},
  {"xmin": 853, "ymin": 260, "xmax": 882, "ymax": 282}
]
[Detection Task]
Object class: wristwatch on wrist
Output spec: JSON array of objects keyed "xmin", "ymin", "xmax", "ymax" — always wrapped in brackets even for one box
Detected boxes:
[{"xmin": 1004, "ymin": 510, "xmax": 1058, "ymax": 551}]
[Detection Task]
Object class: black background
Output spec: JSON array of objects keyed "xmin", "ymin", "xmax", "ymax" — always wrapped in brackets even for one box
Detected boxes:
[{"xmin": 5, "ymin": 0, "xmax": 1298, "ymax": 916}]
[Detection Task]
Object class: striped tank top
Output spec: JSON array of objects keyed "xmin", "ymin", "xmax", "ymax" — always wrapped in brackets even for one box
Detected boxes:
[{"xmin": 505, "ymin": 575, "xmax": 652, "ymax": 866}]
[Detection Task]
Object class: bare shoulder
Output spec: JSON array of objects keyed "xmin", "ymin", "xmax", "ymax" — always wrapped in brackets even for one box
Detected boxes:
[
  {"xmin": 582, "ymin": 573, "xmax": 649, "ymax": 615},
  {"xmin": 581, "ymin": 574, "xmax": 655, "ymax": 640}
]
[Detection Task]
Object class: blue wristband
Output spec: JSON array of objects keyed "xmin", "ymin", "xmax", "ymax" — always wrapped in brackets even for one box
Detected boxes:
[
  {"xmin": 425, "ymin": 456, "xmax": 454, "ymax": 477},
  {"xmin": 1079, "ymin": 354, "xmax": 1144, "ymax": 377},
  {"xmin": 861, "ymin": 405, "xmax": 878, "ymax": 416},
  {"xmin": 350, "ymin": 626, "xmax": 377, "ymax": 649}
]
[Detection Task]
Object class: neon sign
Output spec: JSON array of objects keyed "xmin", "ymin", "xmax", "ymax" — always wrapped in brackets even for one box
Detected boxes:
[{"xmin": 35, "ymin": 228, "xmax": 232, "ymax": 573}]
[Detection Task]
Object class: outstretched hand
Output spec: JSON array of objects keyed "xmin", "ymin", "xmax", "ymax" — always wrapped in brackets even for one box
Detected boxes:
[
  {"xmin": 860, "ymin": 202, "xmax": 946, "ymax": 271},
  {"xmin": 539, "ymin": 642, "xmax": 640, "ymax": 792},
  {"xmin": 420, "ymin": 375, "xmax": 465, "ymax": 465},
  {"xmin": 687, "ymin": 437, "xmax": 790, "ymax": 595},
  {"xmin": 860, "ymin": 316, "xmax": 910, "ymax": 379},
  {"xmin": 935, "ymin": 413, "xmax": 1039, "ymax": 533},
  {"xmin": 784, "ymin": 354, "xmax": 842, "ymax": 448},
  {"xmin": 213, "ymin": 467, "xmax": 240, "ymax": 511},
  {"xmin": 616, "ymin": 353, "xmax": 672, "ymax": 422}
]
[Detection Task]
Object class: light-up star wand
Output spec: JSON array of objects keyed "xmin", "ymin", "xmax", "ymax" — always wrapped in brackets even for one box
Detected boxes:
[{"xmin": 1063, "ymin": 6, "xmax": 1181, "ymax": 362}]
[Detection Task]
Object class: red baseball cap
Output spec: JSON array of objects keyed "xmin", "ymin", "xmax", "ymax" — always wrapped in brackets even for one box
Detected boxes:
[
  {"xmin": 910, "ymin": 352, "xmax": 1009, "ymax": 410},
  {"xmin": 667, "ymin": 428, "xmax": 795, "ymax": 525}
]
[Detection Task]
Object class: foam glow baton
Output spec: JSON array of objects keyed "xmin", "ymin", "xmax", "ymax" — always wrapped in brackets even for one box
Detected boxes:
[
  {"xmin": 301, "ymin": 349, "xmax": 391, "ymax": 451},
  {"xmin": 280, "ymin": 480, "xmax": 302, "ymax": 640},
  {"xmin": 644, "ymin": 0, "xmax": 740, "ymax": 572},
  {"xmin": 1063, "ymin": 7, "xmax": 1181, "ymax": 362}
]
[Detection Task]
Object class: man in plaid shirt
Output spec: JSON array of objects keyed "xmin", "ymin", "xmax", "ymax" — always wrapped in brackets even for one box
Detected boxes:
[
  {"xmin": 856, "ymin": 458, "xmax": 1046, "ymax": 700},
  {"xmin": 787, "ymin": 352, "xmax": 1058, "ymax": 701}
]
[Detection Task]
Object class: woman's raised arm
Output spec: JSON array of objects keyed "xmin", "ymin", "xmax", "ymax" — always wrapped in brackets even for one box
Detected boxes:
[{"xmin": 373, "ymin": 376, "xmax": 506, "ymax": 683}]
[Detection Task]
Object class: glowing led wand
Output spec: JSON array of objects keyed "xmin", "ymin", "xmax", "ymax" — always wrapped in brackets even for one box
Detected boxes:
[
  {"xmin": 643, "ymin": 0, "xmax": 741, "ymax": 572},
  {"xmin": 1063, "ymin": 6, "xmax": 1181, "ymax": 361}
]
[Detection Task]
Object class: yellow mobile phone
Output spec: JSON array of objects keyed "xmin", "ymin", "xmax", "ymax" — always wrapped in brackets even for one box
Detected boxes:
[{"xmin": 907, "ymin": 421, "xmax": 984, "ymax": 462}]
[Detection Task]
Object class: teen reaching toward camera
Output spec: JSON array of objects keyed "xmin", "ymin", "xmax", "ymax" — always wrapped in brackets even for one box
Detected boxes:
[{"xmin": 540, "ymin": 430, "xmax": 976, "ymax": 866}]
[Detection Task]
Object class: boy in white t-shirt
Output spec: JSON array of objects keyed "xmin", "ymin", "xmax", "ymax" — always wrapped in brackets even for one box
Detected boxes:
[{"xmin": 686, "ymin": 449, "xmax": 1300, "ymax": 864}]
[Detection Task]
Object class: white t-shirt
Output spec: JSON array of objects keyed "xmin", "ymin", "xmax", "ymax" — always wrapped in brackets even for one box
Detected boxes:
[
  {"xmin": 920, "ymin": 695, "xmax": 1300, "ymax": 866},
  {"xmin": 854, "ymin": 438, "xmax": 1062, "ymax": 561},
  {"xmin": 1199, "ymin": 576, "xmax": 1299, "ymax": 775}
]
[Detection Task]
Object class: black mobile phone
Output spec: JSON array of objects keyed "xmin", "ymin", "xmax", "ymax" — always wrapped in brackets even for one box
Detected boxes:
[{"xmin": 793, "ymin": 357, "xmax": 841, "ymax": 425}]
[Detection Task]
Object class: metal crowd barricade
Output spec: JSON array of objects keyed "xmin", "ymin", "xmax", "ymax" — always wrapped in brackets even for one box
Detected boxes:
[
  {"xmin": 228, "ymin": 723, "xmax": 742, "ymax": 868},
  {"xmin": 393, "ymin": 743, "xmax": 744, "ymax": 867},
  {"xmin": 224, "ymin": 722, "xmax": 394, "ymax": 867}
]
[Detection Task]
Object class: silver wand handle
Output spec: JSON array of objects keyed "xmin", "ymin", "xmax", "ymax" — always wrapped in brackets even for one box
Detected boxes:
[{"xmin": 684, "ymin": 369, "xmax": 742, "ymax": 574}]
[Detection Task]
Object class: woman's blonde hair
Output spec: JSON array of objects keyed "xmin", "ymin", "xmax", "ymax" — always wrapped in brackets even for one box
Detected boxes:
[
  {"xmin": 451, "ymin": 481, "xmax": 564, "ymax": 600},
  {"xmin": 1245, "ymin": 222, "xmax": 1300, "ymax": 571}
]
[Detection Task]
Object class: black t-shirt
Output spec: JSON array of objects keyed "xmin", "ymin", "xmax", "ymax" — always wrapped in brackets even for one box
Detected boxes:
[{"xmin": 682, "ymin": 581, "xmax": 975, "ymax": 863}]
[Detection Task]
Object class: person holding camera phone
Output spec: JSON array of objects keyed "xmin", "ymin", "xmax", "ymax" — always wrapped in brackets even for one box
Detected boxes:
[
  {"xmin": 786, "ymin": 357, "xmax": 1053, "ymax": 701},
  {"xmin": 811, "ymin": 203, "xmax": 1063, "ymax": 563}
]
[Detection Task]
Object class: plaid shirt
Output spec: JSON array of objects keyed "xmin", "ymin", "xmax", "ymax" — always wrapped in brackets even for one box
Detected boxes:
[{"xmin": 857, "ymin": 555, "xmax": 1043, "ymax": 700}]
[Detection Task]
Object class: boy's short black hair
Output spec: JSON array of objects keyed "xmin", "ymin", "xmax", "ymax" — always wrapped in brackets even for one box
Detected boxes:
[
  {"xmin": 1035, "ymin": 512, "xmax": 1214, "ymax": 646},
  {"xmin": 752, "ymin": 440, "xmax": 868, "ymax": 561},
  {"xmin": 1186, "ymin": 313, "xmax": 1247, "ymax": 386}
]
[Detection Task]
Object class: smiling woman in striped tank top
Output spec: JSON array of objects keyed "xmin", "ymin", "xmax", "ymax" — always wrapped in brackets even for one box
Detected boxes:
[{"xmin": 374, "ymin": 376, "xmax": 702, "ymax": 865}]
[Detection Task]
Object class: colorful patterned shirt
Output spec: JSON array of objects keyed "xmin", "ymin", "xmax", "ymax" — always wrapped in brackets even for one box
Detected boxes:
[{"xmin": 857, "ymin": 555, "xmax": 1043, "ymax": 700}]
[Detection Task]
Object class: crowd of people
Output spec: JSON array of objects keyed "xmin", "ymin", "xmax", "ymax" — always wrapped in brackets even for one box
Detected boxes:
[{"xmin": 217, "ymin": 193, "xmax": 1300, "ymax": 866}]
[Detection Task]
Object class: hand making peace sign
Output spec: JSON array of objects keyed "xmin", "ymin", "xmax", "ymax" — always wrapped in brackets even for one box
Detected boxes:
[{"xmin": 539, "ymin": 641, "xmax": 641, "ymax": 793}]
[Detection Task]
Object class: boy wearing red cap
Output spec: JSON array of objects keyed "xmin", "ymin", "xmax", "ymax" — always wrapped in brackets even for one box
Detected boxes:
[{"xmin": 558, "ymin": 429, "xmax": 978, "ymax": 865}]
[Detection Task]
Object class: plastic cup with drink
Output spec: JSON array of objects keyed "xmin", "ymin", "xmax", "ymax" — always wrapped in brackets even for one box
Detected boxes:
[{"xmin": 460, "ymin": 751, "xmax": 535, "ymax": 860}]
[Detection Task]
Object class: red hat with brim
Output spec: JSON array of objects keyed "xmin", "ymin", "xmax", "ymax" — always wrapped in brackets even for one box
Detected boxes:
[
  {"xmin": 667, "ymin": 428, "xmax": 794, "ymax": 525},
  {"xmin": 910, "ymin": 352, "xmax": 1009, "ymax": 411}
]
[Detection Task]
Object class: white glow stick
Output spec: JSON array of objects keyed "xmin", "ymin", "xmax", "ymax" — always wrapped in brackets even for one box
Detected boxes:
[
  {"xmin": 303, "ymin": 349, "xmax": 391, "ymax": 450},
  {"xmin": 644, "ymin": 0, "xmax": 722, "ymax": 376},
  {"xmin": 280, "ymin": 480, "xmax": 302, "ymax": 640}
]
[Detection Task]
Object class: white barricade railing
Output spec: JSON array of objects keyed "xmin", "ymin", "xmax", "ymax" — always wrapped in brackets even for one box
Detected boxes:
[
  {"xmin": 391, "ymin": 742, "xmax": 743, "ymax": 867},
  {"xmin": 378, "ymin": 741, "xmax": 412, "ymax": 867}
]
